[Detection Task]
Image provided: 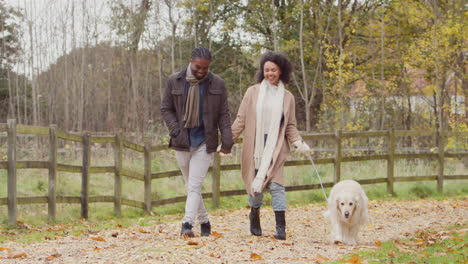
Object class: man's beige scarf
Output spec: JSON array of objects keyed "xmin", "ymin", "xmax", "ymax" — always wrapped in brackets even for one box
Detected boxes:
[
  {"xmin": 254, "ymin": 79, "xmax": 285, "ymax": 181},
  {"xmin": 184, "ymin": 64, "xmax": 208, "ymax": 128}
]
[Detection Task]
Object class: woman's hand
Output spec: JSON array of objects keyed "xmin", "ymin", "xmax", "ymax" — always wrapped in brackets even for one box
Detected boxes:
[
  {"xmin": 251, "ymin": 176, "xmax": 265, "ymax": 194},
  {"xmin": 293, "ymin": 140, "xmax": 310, "ymax": 152},
  {"xmin": 216, "ymin": 144, "xmax": 232, "ymax": 157}
]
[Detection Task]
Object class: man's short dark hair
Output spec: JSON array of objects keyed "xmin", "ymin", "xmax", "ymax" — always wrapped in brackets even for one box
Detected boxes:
[
  {"xmin": 256, "ymin": 51, "xmax": 293, "ymax": 84},
  {"xmin": 191, "ymin": 47, "xmax": 212, "ymax": 61}
]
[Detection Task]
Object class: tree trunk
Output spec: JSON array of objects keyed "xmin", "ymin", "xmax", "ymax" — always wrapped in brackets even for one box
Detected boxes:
[
  {"xmin": 28, "ymin": 21, "xmax": 38, "ymax": 125},
  {"xmin": 7, "ymin": 70, "xmax": 14, "ymax": 119},
  {"xmin": 299, "ymin": 0, "xmax": 310, "ymax": 131},
  {"xmin": 15, "ymin": 70, "xmax": 21, "ymax": 123},
  {"xmin": 128, "ymin": 0, "xmax": 151, "ymax": 132},
  {"xmin": 272, "ymin": 0, "xmax": 278, "ymax": 51},
  {"xmin": 337, "ymin": 0, "xmax": 345, "ymax": 128},
  {"xmin": 158, "ymin": 47, "xmax": 163, "ymax": 102}
]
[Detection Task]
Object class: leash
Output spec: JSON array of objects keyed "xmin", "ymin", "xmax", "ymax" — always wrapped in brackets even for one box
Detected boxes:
[{"xmin": 305, "ymin": 153, "xmax": 328, "ymax": 201}]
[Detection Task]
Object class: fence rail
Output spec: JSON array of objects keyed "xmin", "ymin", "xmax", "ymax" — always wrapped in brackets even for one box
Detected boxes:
[{"xmin": 1, "ymin": 119, "xmax": 467, "ymax": 227}]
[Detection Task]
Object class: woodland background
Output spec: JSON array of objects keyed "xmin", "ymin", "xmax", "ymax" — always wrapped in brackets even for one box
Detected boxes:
[{"xmin": 0, "ymin": 0, "xmax": 466, "ymax": 135}]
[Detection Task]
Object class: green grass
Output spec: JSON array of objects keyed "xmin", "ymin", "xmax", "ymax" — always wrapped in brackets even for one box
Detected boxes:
[
  {"xmin": 0, "ymin": 149, "xmax": 466, "ymax": 229},
  {"xmin": 330, "ymin": 224, "xmax": 467, "ymax": 264}
]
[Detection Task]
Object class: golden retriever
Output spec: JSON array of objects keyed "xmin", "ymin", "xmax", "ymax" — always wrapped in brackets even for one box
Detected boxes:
[{"xmin": 323, "ymin": 180, "xmax": 368, "ymax": 245}]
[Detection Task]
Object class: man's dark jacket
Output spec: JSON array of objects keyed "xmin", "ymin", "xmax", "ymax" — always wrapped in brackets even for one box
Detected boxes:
[{"xmin": 161, "ymin": 69, "xmax": 234, "ymax": 153}]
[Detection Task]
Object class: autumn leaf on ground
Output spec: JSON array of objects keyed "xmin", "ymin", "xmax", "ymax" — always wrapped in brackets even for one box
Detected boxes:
[
  {"xmin": 8, "ymin": 252, "xmax": 27, "ymax": 259},
  {"xmin": 187, "ymin": 241, "xmax": 199, "ymax": 245},
  {"xmin": 45, "ymin": 253, "xmax": 61, "ymax": 261},
  {"xmin": 138, "ymin": 229, "xmax": 150, "ymax": 233},
  {"xmin": 16, "ymin": 221, "xmax": 33, "ymax": 230},
  {"xmin": 345, "ymin": 254, "xmax": 361, "ymax": 264},
  {"xmin": 394, "ymin": 240, "xmax": 415, "ymax": 253},
  {"xmin": 0, "ymin": 248, "xmax": 11, "ymax": 251},
  {"xmin": 211, "ymin": 231, "xmax": 223, "ymax": 237},
  {"xmin": 375, "ymin": 240, "xmax": 382, "ymax": 246},
  {"xmin": 91, "ymin": 236, "xmax": 106, "ymax": 242},
  {"xmin": 315, "ymin": 254, "xmax": 330, "ymax": 261},
  {"xmin": 250, "ymin": 253, "xmax": 263, "ymax": 260}
]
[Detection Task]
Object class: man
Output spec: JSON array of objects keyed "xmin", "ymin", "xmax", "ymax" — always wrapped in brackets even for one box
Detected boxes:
[{"xmin": 161, "ymin": 47, "xmax": 233, "ymax": 237}]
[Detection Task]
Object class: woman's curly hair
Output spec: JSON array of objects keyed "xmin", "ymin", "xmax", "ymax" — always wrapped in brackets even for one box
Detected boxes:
[{"xmin": 256, "ymin": 51, "xmax": 293, "ymax": 84}]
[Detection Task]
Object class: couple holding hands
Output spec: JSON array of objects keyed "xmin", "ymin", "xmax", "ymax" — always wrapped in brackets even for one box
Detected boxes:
[{"xmin": 160, "ymin": 47, "xmax": 310, "ymax": 241}]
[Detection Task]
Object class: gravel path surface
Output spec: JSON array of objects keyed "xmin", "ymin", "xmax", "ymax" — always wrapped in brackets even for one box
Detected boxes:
[{"xmin": 0, "ymin": 199, "xmax": 466, "ymax": 263}]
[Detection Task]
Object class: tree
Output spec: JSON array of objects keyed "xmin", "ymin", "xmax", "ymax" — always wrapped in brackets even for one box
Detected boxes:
[
  {"xmin": 110, "ymin": 0, "xmax": 151, "ymax": 131},
  {"xmin": 0, "ymin": 0, "xmax": 22, "ymax": 121}
]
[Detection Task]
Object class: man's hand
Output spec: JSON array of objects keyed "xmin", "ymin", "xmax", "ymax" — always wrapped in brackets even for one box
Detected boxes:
[
  {"xmin": 251, "ymin": 176, "xmax": 265, "ymax": 194},
  {"xmin": 216, "ymin": 144, "xmax": 232, "ymax": 157}
]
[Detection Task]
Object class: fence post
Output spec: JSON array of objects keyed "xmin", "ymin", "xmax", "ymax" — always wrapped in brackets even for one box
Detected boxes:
[
  {"xmin": 7, "ymin": 119, "xmax": 17, "ymax": 227},
  {"xmin": 212, "ymin": 152, "xmax": 221, "ymax": 208},
  {"xmin": 437, "ymin": 129, "xmax": 444, "ymax": 193},
  {"xmin": 387, "ymin": 129, "xmax": 395, "ymax": 195},
  {"xmin": 81, "ymin": 132, "xmax": 90, "ymax": 219},
  {"xmin": 144, "ymin": 136, "xmax": 152, "ymax": 214},
  {"xmin": 113, "ymin": 133, "xmax": 122, "ymax": 217},
  {"xmin": 334, "ymin": 129, "xmax": 342, "ymax": 184},
  {"xmin": 48, "ymin": 124, "xmax": 57, "ymax": 222}
]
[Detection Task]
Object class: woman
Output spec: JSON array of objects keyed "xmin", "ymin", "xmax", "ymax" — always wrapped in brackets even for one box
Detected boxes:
[{"xmin": 231, "ymin": 52, "xmax": 310, "ymax": 240}]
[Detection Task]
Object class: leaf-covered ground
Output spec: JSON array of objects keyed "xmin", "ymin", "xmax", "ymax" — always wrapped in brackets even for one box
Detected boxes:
[{"xmin": 0, "ymin": 199, "xmax": 466, "ymax": 263}]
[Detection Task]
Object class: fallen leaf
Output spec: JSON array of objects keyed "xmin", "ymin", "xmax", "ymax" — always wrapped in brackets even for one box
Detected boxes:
[
  {"xmin": 211, "ymin": 231, "xmax": 223, "ymax": 237},
  {"xmin": 250, "ymin": 253, "xmax": 263, "ymax": 260},
  {"xmin": 111, "ymin": 232, "xmax": 119, "ymax": 237},
  {"xmin": 209, "ymin": 253, "xmax": 215, "ymax": 257},
  {"xmin": 116, "ymin": 224, "xmax": 123, "ymax": 228},
  {"xmin": 138, "ymin": 229, "xmax": 149, "ymax": 233},
  {"xmin": 45, "ymin": 253, "xmax": 61, "ymax": 261},
  {"xmin": 91, "ymin": 236, "xmax": 106, "ymax": 242},
  {"xmin": 187, "ymin": 241, "xmax": 199, "ymax": 245},
  {"xmin": 375, "ymin": 240, "xmax": 382, "ymax": 246},
  {"xmin": 8, "ymin": 252, "xmax": 27, "ymax": 259},
  {"xmin": 0, "ymin": 248, "xmax": 11, "ymax": 251},
  {"xmin": 346, "ymin": 254, "xmax": 361, "ymax": 264},
  {"xmin": 316, "ymin": 254, "xmax": 330, "ymax": 261},
  {"xmin": 93, "ymin": 247, "xmax": 102, "ymax": 251},
  {"xmin": 16, "ymin": 221, "xmax": 32, "ymax": 230},
  {"xmin": 388, "ymin": 252, "xmax": 396, "ymax": 257}
]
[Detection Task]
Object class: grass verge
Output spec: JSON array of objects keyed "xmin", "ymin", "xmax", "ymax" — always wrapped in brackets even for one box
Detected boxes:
[{"xmin": 331, "ymin": 224, "xmax": 467, "ymax": 264}]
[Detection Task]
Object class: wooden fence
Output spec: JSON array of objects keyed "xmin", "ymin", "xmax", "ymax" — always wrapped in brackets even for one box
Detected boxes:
[{"xmin": 1, "ymin": 119, "xmax": 467, "ymax": 227}]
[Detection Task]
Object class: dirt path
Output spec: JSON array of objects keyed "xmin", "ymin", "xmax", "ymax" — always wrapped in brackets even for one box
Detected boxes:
[{"xmin": 0, "ymin": 199, "xmax": 466, "ymax": 263}]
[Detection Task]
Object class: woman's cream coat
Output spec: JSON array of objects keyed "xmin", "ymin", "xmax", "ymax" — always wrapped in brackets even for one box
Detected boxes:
[{"xmin": 232, "ymin": 84, "xmax": 302, "ymax": 196}]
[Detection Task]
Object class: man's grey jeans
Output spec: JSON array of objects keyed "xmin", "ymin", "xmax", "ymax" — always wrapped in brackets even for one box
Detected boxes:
[
  {"xmin": 249, "ymin": 182, "xmax": 286, "ymax": 211},
  {"xmin": 175, "ymin": 144, "xmax": 213, "ymax": 225}
]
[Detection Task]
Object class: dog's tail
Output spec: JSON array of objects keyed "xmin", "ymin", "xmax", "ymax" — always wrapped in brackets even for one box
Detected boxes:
[{"xmin": 323, "ymin": 210, "xmax": 331, "ymax": 222}]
